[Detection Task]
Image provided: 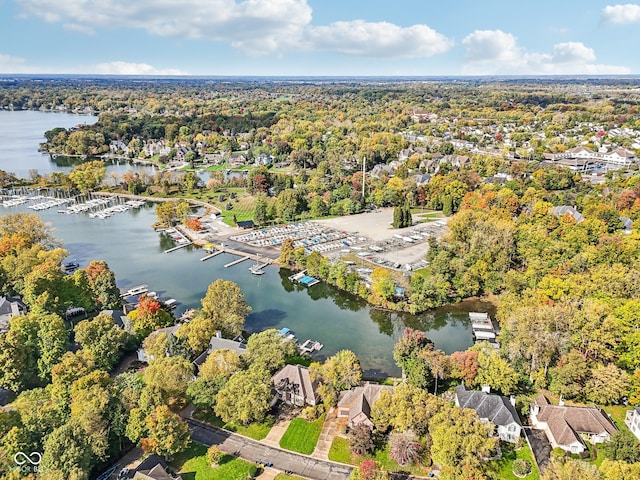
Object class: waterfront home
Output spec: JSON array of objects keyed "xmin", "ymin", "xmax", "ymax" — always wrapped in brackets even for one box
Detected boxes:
[
  {"xmin": 337, "ymin": 383, "xmax": 394, "ymax": 428},
  {"xmin": 625, "ymin": 407, "xmax": 640, "ymax": 441},
  {"xmin": 100, "ymin": 309, "xmax": 133, "ymax": 331},
  {"xmin": 551, "ymin": 205, "xmax": 586, "ymax": 224},
  {"xmin": 0, "ymin": 296, "xmax": 26, "ymax": 333},
  {"xmin": 193, "ymin": 332, "xmax": 247, "ymax": 369},
  {"xmin": 272, "ymin": 365, "xmax": 319, "ymax": 407},
  {"xmin": 136, "ymin": 325, "xmax": 180, "ymax": 362},
  {"xmin": 530, "ymin": 395, "xmax": 617, "ymax": 454},
  {"xmin": 454, "ymin": 385, "xmax": 522, "ymax": 443}
]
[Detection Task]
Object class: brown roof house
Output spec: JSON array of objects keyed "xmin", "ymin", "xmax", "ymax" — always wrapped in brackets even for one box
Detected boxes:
[
  {"xmin": 455, "ymin": 385, "xmax": 522, "ymax": 443},
  {"xmin": 272, "ymin": 365, "xmax": 319, "ymax": 407},
  {"xmin": 530, "ymin": 395, "xmax": 618, "ymax": 454},
  {"xmin": 337, "ymin": 383, "xmax": 394, "ymax": 428}
]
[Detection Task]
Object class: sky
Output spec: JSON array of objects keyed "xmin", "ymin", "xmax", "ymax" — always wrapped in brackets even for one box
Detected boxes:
[{"xmin": 1, "ymin": 0, "xmax": 640, "ymax": 76}]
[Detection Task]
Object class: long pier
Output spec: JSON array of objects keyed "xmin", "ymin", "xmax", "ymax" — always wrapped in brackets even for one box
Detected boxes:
[
  {"xmin": 224, "ymin": 256, "xmax": 250, "ymax": 268},
  {"xmin": 164, "ymin": 242, "xmax": 192, "ymax": 253},
  {"xmin": 200, "ymin": 250, "xmax": 224, "ymax": 261}
]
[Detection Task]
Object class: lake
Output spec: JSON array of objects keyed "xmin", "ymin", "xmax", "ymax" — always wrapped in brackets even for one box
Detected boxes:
[{"xmin": 0, "ymin": 110, "xmax": 482, "ymax": 377}]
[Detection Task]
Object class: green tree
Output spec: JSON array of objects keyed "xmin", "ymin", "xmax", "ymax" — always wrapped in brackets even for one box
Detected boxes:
[
  {"xmin": 310, "ymin": 350, "xmax": 362, "ymax": 406},
  {"xmin": 199, "ymin": 349, "xmax": 243, "ymax": 379},
  {"xmin": 585, "ymin": 363, "xmax": 629, "ymax": 405},
  {"xmin": 254, "ymin": 195, "xmax": 268, "ymax": 225},
  {"xmin": 215, "ymin": 366, "xmax": 273, "ymax": 425},
  {"xmin": 143, "ymin": 356, "xmax": 194, "ymax": 402},
  {"xmin": 186, "ymin": 376, "xmax": 227, "ymax": 411},
  {"xmin": 141, "ymin": 405, "xmax": 191, "ymax": 460},
  {"xmin": 41, "ymin": 421, "xmax": 94, "ymax": 480},
  {"xmin": 83, "ymin": 260, "xmax": 120, "ymax": 309},
  {"xmin": 472, "ymin": 343, "xmax": 519, "ymax": 395},
  {"xmin": 68, "ymin": 160, "xmax": 106, "ymax": 192},
  {"xmin": 429, "ymin": 405, "xmax": 497, "ymax": 472},
  {"xmin": 370, "ymin": 267, "xmax": 395, "ymax": 301},
  {"xmin": 74, "ymin": 314, "xmax": 132, "ymax": 371},
  {"xmin": 601, "ymin": 429, "xmax": 640, "ymax": 463},
  {"xmin": 246, "ymin": 328, "xmax": 298, "ymax": 372},
  {"xmin": 371, "ymin": 383, "xmax": 443, "ymax": 435}
]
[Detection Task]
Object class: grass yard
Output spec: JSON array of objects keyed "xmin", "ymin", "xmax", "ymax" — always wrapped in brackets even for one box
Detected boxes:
[
  {"xmin": 279, "ymin": 415, "xmax": 325, "ymax": 455},
  {"xmin": 211, "ymin": 193, "xmax": 276, "ymax": 226},
  {"xmin": 193, "ymin": 409, "xmax": 274, "ymax": 441},
  {"xmin": 602, "ymin": 405, "xmax": 630, "ymax": 430},
  {"xmin": 170, "ymin": 443, "xmax": 258, "ymax": 480},
  {"xmin": 274, "ymin": 474, "xmax": 306, "ymax": 480},
  {"xmin": 328, "ymin": 437, "xmax": 352, "ymax": 464},
  {"xmin": 488, "ymin": 442, "xmax": 539, "ymax": 480},
  {"xmin": 327, "ymin": 437, "xmax": 431, "ymax": 476}
]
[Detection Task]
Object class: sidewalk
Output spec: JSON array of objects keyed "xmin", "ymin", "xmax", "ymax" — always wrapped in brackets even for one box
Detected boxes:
[
  {"xmin": 262, "ymin": 418, "xmax": 292, "ymax": 448},
  {"xmin": 256, "ymin": 466, "xmax": 281, "ymax": 479}
]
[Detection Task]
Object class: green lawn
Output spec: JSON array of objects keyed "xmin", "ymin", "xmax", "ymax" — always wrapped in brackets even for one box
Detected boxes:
[
  {"xmin": 328, "ymin": 437, "xmax": 352, "ymax": 464},
  {"xmin": 274, "ymin": 474, "xmax": 306, "ymax": 480},
  {"xmin": 488, "ymin": 442, "xmax": 539, "ymax": 480},
  {"xmin": 279, "ymin": 415, "xmax": 325, "ymax": 455},
  {"xmin": 412, "ymin": 267, "xmax": 431, "ymax": 280},
  {"xmin": 327, "ymin": 437, "xmax": 431, "ymax": 476},
  {"xmin": 602, "ymin": 405, "xmax": 630, "ymax": 430},
  {"xmin": 193, "ymin": 409, "xmax": 274, "ymax": 441},
  {"xmin": 170, "ymin": 443, "xmax": 258, "ymax": 480},
  {"xmin": 209, "ymin": 193, "xmax": 276, "ymax": 226}
]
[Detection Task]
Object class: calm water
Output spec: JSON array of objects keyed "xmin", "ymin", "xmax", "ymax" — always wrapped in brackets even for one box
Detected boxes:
[{"xmin": 0, "ymin": 111, "xmax": 481, "ymax": 377}]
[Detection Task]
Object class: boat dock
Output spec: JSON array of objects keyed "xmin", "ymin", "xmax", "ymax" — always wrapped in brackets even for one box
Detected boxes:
[
  {"xmin": 224, "ymin": 256, "xmax": 250, "ymax": 268},
  {"xmin": 164, "ymin": 242, "xmax": 193, "ymax": 253},
  {"xmin": 299, "ymin": 339, "xmax": 324, "ymax": 354},
  {"xmin": 120, "ymin": 284, "xmax": 149, "ymax": 297},
  {"xmin": 200, "ymin": 250, "xmax": 224, "ymax": 261},
  {"xmin": 288, "ymin": 270, "xmax": 320, "ymax": 286},
  {"xmin": 470, "ymin": 312, "xmax": 499, "ymax": 346}
]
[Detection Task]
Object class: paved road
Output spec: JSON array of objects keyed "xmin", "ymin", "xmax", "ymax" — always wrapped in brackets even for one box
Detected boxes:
[{"xmin": 186, "ymin": 418, "xmax": 354, "ymax": 480}]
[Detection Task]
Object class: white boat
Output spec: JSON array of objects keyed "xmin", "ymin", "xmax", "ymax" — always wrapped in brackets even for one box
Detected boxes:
[{"xmin": 249, "ymin": 255, "xmax": 265, "ymax": 275}]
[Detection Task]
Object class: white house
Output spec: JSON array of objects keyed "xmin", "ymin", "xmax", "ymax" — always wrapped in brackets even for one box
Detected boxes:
[{"xmin": 625, "ymin": 407, "xmax": 640, "ymax": 441}]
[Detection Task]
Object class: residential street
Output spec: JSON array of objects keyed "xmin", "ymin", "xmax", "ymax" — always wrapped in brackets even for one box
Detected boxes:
[{"xmin": 185, "ymin": 418, "xmax": 354, "ymax": 480}]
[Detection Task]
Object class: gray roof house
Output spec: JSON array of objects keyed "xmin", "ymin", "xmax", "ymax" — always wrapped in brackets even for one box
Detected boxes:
[
  {"xmin": 0, "ymin": 296, "xmax": 25, "ymax": 333},
  {"xmin": 136, "ymin": 325, "xmax": 181, "ymax": 362},
  {"xmin": 337, "ymin": 383, "xmax": 394, "ymax": 428},
  {"xmin": 100, "ymin": 309, "xmax": 132, "ymax": 331},
  {"xmin": 272, "ymin": 365, "xmax": 319, "ymax": 407},
  {"xmin": 193, "ymin": 332, "xmax": 247, "ymax": 368},
  {"xmin": 455, "ymin": 385, "xmax": 522, "ymax": 443},
  {"xmin": 551, "ymin": 206, "xmax": 586, "ymax": 223},
  {"xmin": 133, "ymin": 455, "xmax": 182, "ymax": 480}
]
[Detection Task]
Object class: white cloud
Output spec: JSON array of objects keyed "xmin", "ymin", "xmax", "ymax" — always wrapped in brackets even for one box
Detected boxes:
[
  {"xmin": 461, "ymin": 30, "xmax": 629, "ymax": 75},
  {"xmin": 89, "ymin": 61, "xmax": 188, "ymax": 76},
  {"xmin": 602, "ymin": 4, "xmax": 640, "ymax": 25},
  {"xmin": 0, "ymin": 54, "xmax": 188, "ymax": 75},
  {"xmin": 15, "ymin": 0, "xmax": 313, "ymax": 54},
  {"xmin": 15, "ymin": 0, "xmax": 451, "ymax": 59},
  {"xmin": 305, "ymin": 20, "xmax": 453, "ymax": 58}
]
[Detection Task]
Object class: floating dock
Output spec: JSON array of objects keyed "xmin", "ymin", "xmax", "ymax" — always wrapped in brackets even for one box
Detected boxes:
[
  {"xmin": 200, "ymin": 250, "xmax": 224, "ymax": 261},
  {"xmin": 470, "ymin": 312, "xmax": 499, "ymax": 346},
  {"xmin": 299, "ymin": 339, "xmax": 324, "ymax": 354},
  {"xmin": 164, "ymin": 242, "xmax": 192, "ymax": 253},
  {"xmin": 224, "ymin": 256, "xmax": 250, "ymax": 268}
]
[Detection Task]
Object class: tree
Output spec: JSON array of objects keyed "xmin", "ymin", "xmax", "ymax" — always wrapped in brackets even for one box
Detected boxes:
[
  {"xmin": 215, "ymin": 366, "xmax": 273, "ymax": 425},
  {"xmin": 182, "ymin": 279, "xmax": 251, "ymax": 351},
  {"xmin": 186, "ymin": 376, "xmax": 227, "ymax": 411},
  {"xmin": 143, "ymin": 356, "xmax": 194, "ymax": 402},
  {"xmin": 141, "ymin": 405, "xmax": 191, "ymax": 460},
  {"xmin": 389, "ymin": 431, "xmax": 424, "ymax": 466},
  {"xmin": 350, "ymin": 460, "xmax": 389, "ymax": 480},
  {"xmin": 74, "ymin": 314, "xmax": 132, "ymax": 370},
  {"xmin": 68, "ymin": 160, "xmax": 106, "ymax": 192},
  {"xmin": 549, "ymin": 350, "xmax": 590, "ymax": 400},
  {"xmin": 141, "ymin": 331, "xmax": 169, "ymax": 362},
  {"xmin": 246, "ymin": 328, "xmax": 298, "ymax": 372},
  {"xmin": 254, "ymin": 195, "xmax": 268, "ymax": 225},
  {"xmin": 472, "ymin": 343, "xmax": 519, "ymax": 395},
  {"xmin": 348, "ymin": 423, "xmax": 375, "ymax": 456},
  {"xmin": 128, "ymin": 295, "xmax": 174, "ymax": 339},
  {"xmin": 370, "ymin": 268, "xmax": 395, "ymax": 301},
  {"xmin": 41, "ymin": 421, "xmax": 94, "ymax": 480},
  {"xmin": 310, "ymin": 350, "xmax": 362, "ymax": 406},
  {"xmin": 429, "ymin": 405, "xmax": 497, "ymax": 472},
  {"xmin": 601, "ymin": 429, "xmax": 640, "ymax": 463},
  {"xmin": 279, "ymin": 237, "xmax": 295, "ymax": 266},
  {"xmin": 585, "ymin": 364, "xmax": 629, "ymax": 405},
  {"xmin": 206, "ymin": 445, "xmax": 225, "ymax": 466},
  {"xmin": 199, "ymin": 349, "xmax": 242, "ymax": 379},
  {"xmin": 83, "ymin": 260, "xmax": 120, "ymax": 309},
  {"xmin": 540, "ymin": 457, "xmax": 601, "ymax": 480}
]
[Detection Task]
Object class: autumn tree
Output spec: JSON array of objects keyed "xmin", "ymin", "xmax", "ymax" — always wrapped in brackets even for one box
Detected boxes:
[
  {"xmin": 310, "ymin": 350, "xmax": 362, "ymax": 406},
  {"xmin": 68, "ymin": 160, "xmax": 106, "ymax": 192},
  {"xmin": 141, "ymin": 405, "xmax": 190, "ymax": 460},
  {"xmin": 246, "ymin": 328, "xmax": 298, "ymax": 372},
  {"xmin": 389, "ymin": 431, "xmax": 424, "ymax": 466},
  {"xmin": 143, "ymin": 356, "xmax": 194, "ymax": 403},
  {"xmin": 74, "ymin": 313, "xmax": 133, "ymax": 370},
  {"xmin": 215, "ymin": 366, "xmax": 273, "ymax": 425},
  {"xmin": 348, "ymin": 423, "xmax": 375, "ymax": 456}
]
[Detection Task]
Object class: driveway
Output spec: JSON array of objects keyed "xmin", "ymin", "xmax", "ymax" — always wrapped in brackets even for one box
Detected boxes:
[
  {"xmin": 186, "ymin": 418, "xmax": 353, "ymax": 480},
  {"xmin": 524, "ymin": 427, "xmax": 551, "ymax": 472},
  {"xmin": 312, "ymin": 411, "xmax": 345, "ymax": 460}
]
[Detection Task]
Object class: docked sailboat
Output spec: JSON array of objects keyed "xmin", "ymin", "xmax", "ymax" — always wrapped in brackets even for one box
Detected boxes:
[{"xmin": 249, "ymin": 254, "xmax": 265, "ymax": 275}]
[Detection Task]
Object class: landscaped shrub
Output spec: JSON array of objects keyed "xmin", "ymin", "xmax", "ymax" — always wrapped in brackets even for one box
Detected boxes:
[
  {"xmin": 512, "ymin": 458, "xmax": 532, "ymax": 477},
  {"xmin": 206, "ymin": 445, "xmax": 225, "ymax": 466},
  {"xmin": 388, "ymin": 431, "xmax": 423, "ymax": 466}
]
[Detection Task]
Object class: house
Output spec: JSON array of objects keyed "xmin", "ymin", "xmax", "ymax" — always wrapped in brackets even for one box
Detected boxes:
[
  {"xmin": 193, "ymin": 332, "xmax": 247, "ymax": 368},
  {"xmin": 272, "ymin": 365, "xmax": 319, "ymax": 407},
  {"xmin": 337, "ymin": 383, "xmax": 394, "ymax": 428},
  {"xmin": 412, "ymin": 173, "xmax": 432, "ymax": 186},
  {"xmin": 530, "ymin": 395, "xmax": 618, "ymax": 454},
  {"xmin": 136, "ymin": 325, "xmax": 181, "ymax": 362},
  {"xmin": 133, "ymin": 455, "xmax": 182, "ymax": 480},
  {"xmin": 620, "ymin": 216, "xmax": 633, "ymax": 234},
  {"xmin": 454, "ymin": 385, "xmax": 522, "ymax": 443},
  {"xmin": 100, "ymin": 309, "xmax": 133, "ymax": 331},
  {"xmin": 551, "ymin": 205, "xmax": 586, "ymax": 224},
  {"xmin": 625, "ymin": 407, "xmax": 640, "ymax": 441},
  {"xmin": 0, "ymin": 296, "xmax": 25, "ymax": 333}
]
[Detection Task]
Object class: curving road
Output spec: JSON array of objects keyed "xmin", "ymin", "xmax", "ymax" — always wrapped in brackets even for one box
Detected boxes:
[{"xmin": 185, "ymin": 418, "xmax": 354, "ymax": 480}]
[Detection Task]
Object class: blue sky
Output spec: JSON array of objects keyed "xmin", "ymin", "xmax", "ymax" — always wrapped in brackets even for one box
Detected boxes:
[{"xmin": 1, "ymin": 0, "xmax": 640, "ymax": 76}]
